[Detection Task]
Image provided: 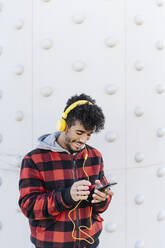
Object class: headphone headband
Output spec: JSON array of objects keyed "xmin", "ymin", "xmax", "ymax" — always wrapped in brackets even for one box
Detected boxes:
[
  {"xmin": 56, "ymin": 99, "xmax": 93, "ymax": 132},
  {"xmin": 62, "ymin": 100, "xmax": 92, "ymax": 119}
]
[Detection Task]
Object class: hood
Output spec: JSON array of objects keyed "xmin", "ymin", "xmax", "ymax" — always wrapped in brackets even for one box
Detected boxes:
[{"xmin": 36, "ymin": 132, "xmax": 70, "ymax": 153}]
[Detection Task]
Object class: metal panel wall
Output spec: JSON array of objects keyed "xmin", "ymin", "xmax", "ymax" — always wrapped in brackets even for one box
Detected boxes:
[{"xmin": 0, "ymin": 0, "xmax": 165, "ymax": 248}]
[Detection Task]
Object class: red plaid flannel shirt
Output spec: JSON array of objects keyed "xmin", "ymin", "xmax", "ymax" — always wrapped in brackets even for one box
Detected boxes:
[{"xmin": 18, "ymin": 145, "xmax": 112, "ymax": 248}]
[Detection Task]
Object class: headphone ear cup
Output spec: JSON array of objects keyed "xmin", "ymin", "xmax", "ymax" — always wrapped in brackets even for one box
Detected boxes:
[{"xmin": 56, "ymin": 118, "xmax": 66, "ymax": 132}]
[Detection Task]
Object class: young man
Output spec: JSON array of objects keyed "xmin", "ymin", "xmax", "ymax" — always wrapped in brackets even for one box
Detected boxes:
[{"xmin": 18, "ymin": 93, "xmax": 114, "ymax": 248}]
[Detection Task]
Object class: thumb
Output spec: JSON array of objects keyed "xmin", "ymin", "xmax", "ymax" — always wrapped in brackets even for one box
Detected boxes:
[{"xmin": 95, "ymin": 180, "xmax": 102, "ymax": 187}]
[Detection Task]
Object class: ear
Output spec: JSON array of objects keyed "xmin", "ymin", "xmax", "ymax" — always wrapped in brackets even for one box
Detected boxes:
[{"xmin": 64, "ymin": 123, "xmax": 69, "ymax": 133}]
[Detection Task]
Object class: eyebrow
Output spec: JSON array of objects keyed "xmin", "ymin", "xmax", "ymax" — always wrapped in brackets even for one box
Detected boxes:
[{"xmin": 76, "ymin": 130, "xmax": 93, "ymax": 134}]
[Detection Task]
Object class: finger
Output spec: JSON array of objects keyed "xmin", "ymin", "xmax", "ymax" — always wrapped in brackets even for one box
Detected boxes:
[
  {"xmin": 94, "ymin": 189, "xmax": 106, "ymax": 198},
  {"xmin": 77, "ymin": 185, "xmax": 90, "ymax": 191},
  {"xmin": 93, "ymin": 193, "xmax": 106, "ymax": 201},
  {"xmin": 92, "ymin": 199, "xmax": 103, "ymax": 203},
  {"xmin": 105, "ymin": 189, "xmax": 114, "ymax": 196},
  {"xmin": 91, "ymin": 195, "xmax": 106, "ymax": 203},
  {"xmin": 75, "ymin": 180, "xmax": 91, "ymax": 186},
  {"xmin": 77, "ymin": 190, "xmax": 90, "ymax": 196}
]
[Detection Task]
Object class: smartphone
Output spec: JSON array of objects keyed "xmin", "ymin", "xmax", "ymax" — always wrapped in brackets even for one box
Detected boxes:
[{"xmin": 97, "ymin": 182, "xmax": 117, "ymax": 192}]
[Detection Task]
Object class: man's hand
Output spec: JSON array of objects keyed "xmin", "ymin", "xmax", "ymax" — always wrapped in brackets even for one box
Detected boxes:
[
  {"xmin": 91, "ymin": 180, "xmax": 114, "ymax": 204},
  {"xmin": 70, "ymin": 180, "xmax": 91, "ymax": 202}
]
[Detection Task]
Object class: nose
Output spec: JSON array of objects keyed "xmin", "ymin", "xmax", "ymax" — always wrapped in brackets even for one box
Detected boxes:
[{"xmin": 79, "ymin": 134, "xmax": 88, "ymax": 144}]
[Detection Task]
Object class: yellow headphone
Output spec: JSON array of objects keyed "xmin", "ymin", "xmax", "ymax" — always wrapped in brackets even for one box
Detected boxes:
[{"xmin": 56, "ymin": 100, "xmax": 93, "ymax": 132}]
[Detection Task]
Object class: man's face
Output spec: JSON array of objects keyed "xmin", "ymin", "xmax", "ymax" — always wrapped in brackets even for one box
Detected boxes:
[{"xmin": 64, "ymin": 120, "xmax": 93, "ymax": 153}]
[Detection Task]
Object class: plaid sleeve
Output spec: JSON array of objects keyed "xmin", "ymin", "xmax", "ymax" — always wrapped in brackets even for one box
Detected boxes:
[
  {"xmin": 91, "ymin": 156, "xmax": 112, "ymax": 213},
  {"xmin": 18, "ymin": 156, "xmax": 76, "ymax": 220}
]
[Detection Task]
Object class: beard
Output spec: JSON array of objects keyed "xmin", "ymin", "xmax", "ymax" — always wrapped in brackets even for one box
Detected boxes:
[{"xmin": 64, "ymin": 136, "xmax": 84, "ymax": 153}]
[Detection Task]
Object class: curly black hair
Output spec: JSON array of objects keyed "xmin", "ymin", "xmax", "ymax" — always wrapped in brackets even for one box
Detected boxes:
[{"xmin": 64, "ymin": 93, "xmax": 105, "ymax": 133}]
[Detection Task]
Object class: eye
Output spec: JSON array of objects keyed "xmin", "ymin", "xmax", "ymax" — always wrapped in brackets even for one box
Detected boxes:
[{"xmin": 76, "ymin": 132, "xmax": 82, "ymax": 135}]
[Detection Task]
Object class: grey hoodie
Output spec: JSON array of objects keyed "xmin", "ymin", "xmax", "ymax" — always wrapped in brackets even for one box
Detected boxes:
[{"xmin": 36, "ymin": 132, "xmax": 71, "ymax": 153}]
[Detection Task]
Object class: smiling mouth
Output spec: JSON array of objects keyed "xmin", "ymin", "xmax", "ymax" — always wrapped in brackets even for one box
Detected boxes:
[{"xmin": 74, "ymin": 142, "xmax": 84, "ymax": 148}]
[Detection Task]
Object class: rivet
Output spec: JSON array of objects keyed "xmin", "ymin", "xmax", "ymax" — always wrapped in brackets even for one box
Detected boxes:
[
  {"xmin": 0, "ymin": 46, "xmax": 3, "ymax": 56},
  {"xmin": 157, "ymin": 210, "xmax": 165, "ymax": 221},
  {"xmin": 41, "ymin": 39, "xmax": 53, "ymax": 49},
  {"xmin": 135, "ymin": 240, "xmax": 144, "ymax": 248},
  {"xmin": 15, "ymin": 65, "xmax": 24, "ymax": 75},
  {"xmin": 157, "ymin": 128, "xmax": 165, "ymax": 137},
  {"xmin": 135, "ymin": 60, "xmax": 144, "ymax": 71},
  {"xmin": 134, "ymin": 15, "xmax": 144, "ymax": 25},
  {"xmin": 40, "ymin": 87, "xmax": 53, "ymax": 97},
  {"xmin": 15, "ymin": 19, "xmax": 24, "ymax": 30},
  {"xmin": 72, "ymin": 61, "xmax": 85, "ymax": 72},
  {"xmin": 156, "ymin": 0, "xmax": 164, "ymax": 6},
  {"xmin": 105, "ymin": 222, "xmax": 117, "ymax": 232},
  {"xmin": 15, "ymin": 111, "xmax": 24, "ymax": 121},
  {"xmin": 155, "ymin": 83, "xmax": 165, "ymax": 94},
  {"xmin": 105, "ymin": 37, "xmax": 117, "ymax": 48},
  {"xmin": 105, "ymin": 131, "xmax": 117, "ymax": 142},
  {"xmin": 105, "ymin": 84, "xmax": 118, "ymax": 95},
  {"xmin": 135, "ymin": 194, "xmax": 144, "ymax": 205},
  {"xmin": 134, "ymin": 106, "xmax": 144, "ymax": 117},
  {"xmin": 0, "ymin": 134, "xmax": 3, "ymax": 143},
  {"xmin": 157, "ymin": 167, "xmax": 165, "ymax": 177},
  {"xmin": 135, "ymin": 152, "xmax": 144, "ymax": 163},
  {"xmin": 155, "ymin": 40, "xmax": 164, "ymax": 50},
  {"xmin": 72, "ymin": 14, "xmax": 86, "ymax": 24}
]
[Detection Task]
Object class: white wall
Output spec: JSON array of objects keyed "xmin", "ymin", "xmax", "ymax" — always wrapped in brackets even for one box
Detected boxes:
[{"xmin": 0, "ymin": 0, "xmax": 165, "ymax": 247}]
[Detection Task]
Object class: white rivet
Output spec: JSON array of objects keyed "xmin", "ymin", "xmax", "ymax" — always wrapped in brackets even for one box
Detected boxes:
[
  {"xmin": 0, "ymin": 90, "xmax": 3, "ymax": 99},
  {"xmin": 41, "ymin": 39, "xmax": 53, "ymax": 50},
  {"xmin": 156, "ymin": 0, "xmax": 164, "ymax": 6},
  {"xmin": 105, "ymin": 222, "xmax": 117, "ymax": 232},
  {"xmin": 157, "ymin": 167, "xmax": 165, "ymax": 177},
  {"xmin": 0, "ymin": 134, "xmax": 3, "ymax": 143},
  {"xmin": 155, "ymin": 83, "xmax": 165, "ymax": 94},
  {"xmin": 135, "ymin": 60, "xmax": 144, "ymax": 71},
  {"xmin": 135, "ymin": 240, "xmax": 144, "ymax": 248},
  {"xmin": 155, "ymin": 40, "xmax": 164, "ymax": 50},
  {"xmin": 15, "ymin": 19, "xmax": 24, "ymax": 30},
  {"xmin": 135, "ymin": 152, "xmax": 144, "ymax": 163},
  {"xmin": 72, "ymin": 14, "xmax": 86, "ymax": 24},
  {"xmin": 72, "ymin": 61, "xmax": 85, "ymax": 72},
  {"xmin": 105, "ymin": 84, "xmax": 118, "ymax": 95},
  {"xmin": 135, "ymin": 194, "xmax": 144, "ymax": 205},
  {"xmin": 0, "ymin": 46, "xmax": 3, "ymax": 56},
  {"xmin": 105, "ymin": 37, "xmax": 117, "ymax": 48},
  {"xmin": 157, "ymin": 128, "xmax": 165, "ymax": 137},
  {"xmin": 0, "ymin": 177, "xmax": 2, "ymax": 186},
  {"xmin": 15, "ymin": 65, "xmax": 24, "ymax": 75},
  {"xmin": 105, "ymin": 131, "xmax": 117, "ymax": 143},
  {"xmin": 134, "ymin": 15, "xmax": 144, "ymax": 25},
  {"xmin": 134, "ymin": 106, "xmax": 144, "ymax": 117},
  {"xmin": 15, "ymin": 111, "xmax": 24, "ymax": 121},
  {"xmin": 157, "ymin": 210, "xmax": 165, "ymax": 221},
  {"xmin": 40, "ymin": 87, "xmax": 53, "ymax": 97}
]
